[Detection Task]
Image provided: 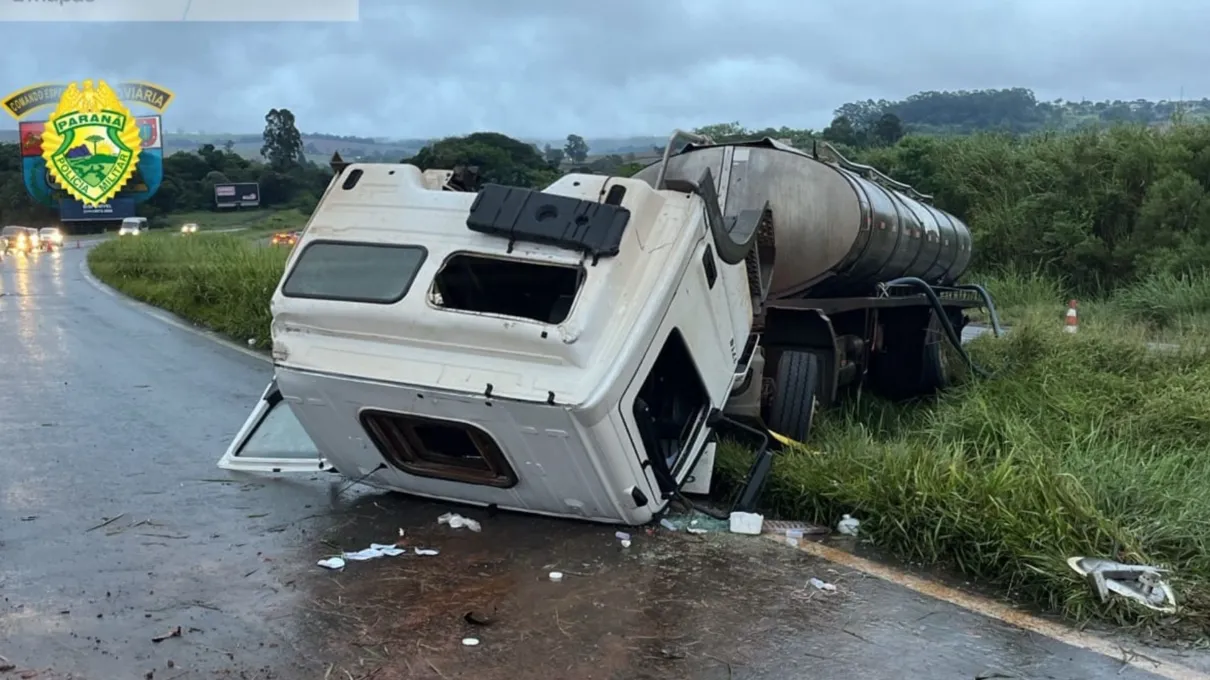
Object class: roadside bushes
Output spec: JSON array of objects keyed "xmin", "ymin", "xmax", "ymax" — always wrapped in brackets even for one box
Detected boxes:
[{"xmin": 88, "ymin": 234, "xmax": 288, "ymax": 347}]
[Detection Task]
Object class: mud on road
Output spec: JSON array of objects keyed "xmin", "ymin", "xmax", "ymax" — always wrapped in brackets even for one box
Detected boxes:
[{"xmin": 0, "ymin": 247, "xmax": 1184, "ymax": 680}]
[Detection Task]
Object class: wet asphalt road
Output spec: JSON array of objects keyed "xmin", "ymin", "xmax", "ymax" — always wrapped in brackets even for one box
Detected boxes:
[{"xmin": 0, "ymin": 247, "xmax": 1183, "ymax": 679}]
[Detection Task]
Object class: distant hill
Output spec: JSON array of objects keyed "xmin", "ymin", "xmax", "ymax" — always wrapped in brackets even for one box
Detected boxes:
[
  {"xmin": 5, "ymin": 88, "xmax": 1209, "ymax": 163},
  {"xmin": 0, "ymin": 127, "xmax": 668, "ymax": 164}
]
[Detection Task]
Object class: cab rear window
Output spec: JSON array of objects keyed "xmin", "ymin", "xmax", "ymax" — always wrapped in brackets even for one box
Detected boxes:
[{"xmin": 281, "ymin": 241, "xmax": 427, "ymax": 304}]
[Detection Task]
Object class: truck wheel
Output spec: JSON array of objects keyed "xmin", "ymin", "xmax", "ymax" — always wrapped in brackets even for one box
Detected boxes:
[{"xmin": 767, "ymin": 351, "xmax": 820, "ymax": 444}]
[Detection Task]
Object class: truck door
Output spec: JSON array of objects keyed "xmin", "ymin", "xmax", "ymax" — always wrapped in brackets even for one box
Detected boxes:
[{"xmin": 217, "ymin": 379, "xmax": 330, "ymax": 474}]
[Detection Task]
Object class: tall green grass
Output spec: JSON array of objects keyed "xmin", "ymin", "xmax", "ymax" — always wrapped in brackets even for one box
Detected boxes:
[
  {"xmin": 88, "ymin": 234, "xmax": 289, "ymax": 347},
  {"xmin": 720, "ymin": 270, "xmax": 1210, "ymax": 628}
]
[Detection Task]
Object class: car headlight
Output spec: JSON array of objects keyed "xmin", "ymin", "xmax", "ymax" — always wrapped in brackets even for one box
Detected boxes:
[{"xmin": 52, "ymin": 234, "xmax": 62, "ymax": 243}]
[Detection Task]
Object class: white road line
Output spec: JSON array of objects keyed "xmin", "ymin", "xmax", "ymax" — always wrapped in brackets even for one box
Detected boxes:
[
  {"xmin": 777, "ymin": 536, "xmax": 1209, "ymax": 680},
  {"xmin": 77, "ymin": 257, "xmax": 272, "ymax": 365}
]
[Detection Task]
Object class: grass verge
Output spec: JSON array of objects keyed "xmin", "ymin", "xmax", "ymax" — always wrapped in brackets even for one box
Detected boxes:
[
  {"xmin": 88, "ymin": 233, "xmax": 288, "ymax": 348},
  {"xmin": 88, "ymin": 234, "xmax": 1210, "ymax": 629}
]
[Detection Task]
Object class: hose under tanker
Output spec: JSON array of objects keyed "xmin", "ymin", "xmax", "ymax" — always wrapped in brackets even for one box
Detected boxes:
[{"xmin": 881, "ymin": 277, "xmax": 1003, "ymax": 380}]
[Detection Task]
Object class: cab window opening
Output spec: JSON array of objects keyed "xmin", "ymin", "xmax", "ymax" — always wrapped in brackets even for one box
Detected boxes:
[
  {"xmin": 430, "ymin": 253, "xmax": 583, "ymax": 324},
  {"xmin": 631, "ymin": 328, "xmax": 711, "ymax": 493}
]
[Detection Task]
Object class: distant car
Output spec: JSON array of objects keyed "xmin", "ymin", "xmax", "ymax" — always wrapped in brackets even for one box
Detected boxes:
[
  {"xmin": 2, "ymin": 226, "xmax": 37, "ymax": 254},
  {"xmin": 180, "ymin": 223, "xmax": 199, "ymax": 235},
  {"xmin": 270, "ymin": 231, "xmax": 298, "ymax": 247},
  {"xmin": 39, "ymin": 227, "xmax": 64, "ymax": 250},
  {"xmin": 118, "ymin": 217, "xmax": 149, "ymax": 237}
]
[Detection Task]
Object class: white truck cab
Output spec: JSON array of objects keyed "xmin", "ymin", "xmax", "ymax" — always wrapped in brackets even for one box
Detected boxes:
[{"xmin": 220, "ymin": 156, "xmax": 764, "ymax": 524}]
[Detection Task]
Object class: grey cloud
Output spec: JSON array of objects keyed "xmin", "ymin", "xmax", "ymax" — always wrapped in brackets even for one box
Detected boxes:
[{"xmin": 1, "ymin": 0, "xmax": 1208, "ymax": 138}]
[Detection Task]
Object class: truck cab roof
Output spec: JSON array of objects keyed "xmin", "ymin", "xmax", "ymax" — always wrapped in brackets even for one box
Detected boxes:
[{"xmin": 269, "ymin": 163, "xmax": 724, "ymax": 410}]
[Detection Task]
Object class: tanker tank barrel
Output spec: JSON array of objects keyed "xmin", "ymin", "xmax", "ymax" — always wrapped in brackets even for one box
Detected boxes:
[{"xmin": 632, "ymin": 136, "xmax": 973, "ymax": 297}]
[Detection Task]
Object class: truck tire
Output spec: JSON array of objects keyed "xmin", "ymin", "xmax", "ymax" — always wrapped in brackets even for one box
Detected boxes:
[{"xmin": 767, "ymin": 351, "xmax": 820, "ymax": 444}]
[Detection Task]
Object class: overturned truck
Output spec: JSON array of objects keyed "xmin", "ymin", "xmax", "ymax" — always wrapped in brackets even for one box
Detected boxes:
[{"xmin": 220, "ymin": 132, "xmax": 992, "ymax": 525}]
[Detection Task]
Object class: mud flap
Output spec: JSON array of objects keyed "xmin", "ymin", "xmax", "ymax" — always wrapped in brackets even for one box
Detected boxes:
[{"xmin": 217, "ymin": 379, "xmax": 329, "ymax": 473}]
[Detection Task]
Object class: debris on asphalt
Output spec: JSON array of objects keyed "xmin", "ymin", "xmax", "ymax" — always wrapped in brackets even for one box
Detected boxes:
[
  {"xmin": 659, "ymin": 518, "xmax": 678, "ymax": 532},
  {"xmin": 837, "ymin": 514, "xmax": 860, "ymax": 536},
  {"xmin": 616, "ymin": 531, "xmax": 632, "ymax": 548},
  {"xmin": 317, "ymin": 557, "xmax": 346, "ymax": 570},
  {"xmin": 0, "ymin": 653, "xmax": 14, "ymax": 672},
  {"xmin": 151, "ymin": 626, "xmax": 183, "ymax": 643},
  {"xmin": 85, "ymin": 513, "xmax": 126, "ymax": 532},
  {"xmin": 1067, "ymin": 557, "xmax": 1177, "ymax": 613},
  {"xmin": 686, "ymin": 527, "xmax": 708, "ymax": 534},
  {"xmin": 808, "ymin": 577, "xmax": 837, "ymax": 592},
  {"xmin": 343, "ymin": 543, "xmax": 406, "ymax": 561},
  {"xmin": 785, "ymin": 528, "xmax": 805, "ymax": 545},
  {"xmin": 549, "ymin": 571, "xmax": 564, "ymax": 582},
  {"xmin": 729, "ymin": 511, "xmax": 763, "ymax": 535},
  {"xmin": 461, "ymin": 637, "xmax": 480, "ymax": 647},
  {"xmin": 414, "ymin": 548, "xmax": 439, "ymax": 556},
  {"xmin": 438, "ymin": 512, "xmax": 481, "ymax": 532}
]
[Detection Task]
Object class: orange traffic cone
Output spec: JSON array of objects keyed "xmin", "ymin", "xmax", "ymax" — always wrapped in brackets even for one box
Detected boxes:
[{"xmin": 1065, "ymin": 299, "xmax": 1079, "ymax": 333}]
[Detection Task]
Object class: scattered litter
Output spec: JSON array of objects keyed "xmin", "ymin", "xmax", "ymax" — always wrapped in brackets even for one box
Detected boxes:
[
  {"xmin": 86, "ymin": 513, "xmax": 126, "ymax": 532},
  {"xmin": 837, "ymin": 514, "xmax": 860, "ymax": 536},
  {"xmin": 20, "ymin": 516, "xmax": 36, "ymax": 522},
  {"xmin": 1067, "ymin": 557, "xmax": 1176, "ymax": 613},
  {"xmin": 152, "ymin": 626, "xmax": 183, "ymax": 643},
  {"xmin": 620, "ymin": 540, "xmax": 632, "ymax": 548},
  {"xmin": 438, "ymin": 513, "xmax": 482, "ymax": 532},
  {"xmin": 0, "ymin": 654, "xmax": 13, "ymax": 672},
  {"xmin": 398, "ymin": 528, "xmax": 406, "ymax": 537},
  {"xmin": 317, "ymin": 557, "xmax": 346, "ymax": 570},
  {"xmin": 343, "ymin": 543, "xmax": 405, "ymax": 560},
  {"xmin": 808, "ymin": 577, "xmax": 837, "ymax": 592},
  {"xmin": 659, "ymin": 518, "xmax": 678, "ymax": 531},
  {"xmin": 247, "ymin": 338, "xmax": 256, "ymax": 346},
  {"xmin": 414, "ymin": 548, "xmax": 439, "ymax": 556},
  {"xmin": 462, "ymin": 637, "xmax": 480, "ymax": 647},
  {"xmin": 786, "ymin": 528, "xmax": 805, "ymax": 545},
  {"xmin": 615, "ymin": 531, "xmax": 631, "ymax": 541},
  {"xmin": 686, "ymin": 527, "xmax": 708, "ymax": 535},
  {"xmin": 549, "ymin": 571, "xmax": 564, "ymax": 582},
  {"xmin": 729, "ymin": 511, "xmax": 764, "ymax": 535}
]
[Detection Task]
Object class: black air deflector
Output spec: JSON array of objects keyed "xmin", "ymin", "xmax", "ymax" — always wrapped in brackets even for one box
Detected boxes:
[{"xmin": 466, "ymin": 184, "xmax": 631, "ymax": 258}]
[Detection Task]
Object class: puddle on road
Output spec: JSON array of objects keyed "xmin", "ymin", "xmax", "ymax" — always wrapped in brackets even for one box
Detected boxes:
[{"xmin": 290, "ymin": 493, "xmax": 843, "ymax": 680}]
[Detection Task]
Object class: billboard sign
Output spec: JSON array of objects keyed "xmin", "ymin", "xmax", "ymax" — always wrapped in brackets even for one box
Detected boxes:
[
  {"xmin": 59, "ymin": 197, "xmax": 136, "ymax": 221},
  {"xmin": 215, "ymin": 182, "xmax": 261, "ymax": 208}
]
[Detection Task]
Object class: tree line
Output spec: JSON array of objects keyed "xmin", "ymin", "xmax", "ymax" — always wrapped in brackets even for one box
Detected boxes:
[{"xmin": 5, "ymin": 92, "xmax": 1210, "ymax": 294}]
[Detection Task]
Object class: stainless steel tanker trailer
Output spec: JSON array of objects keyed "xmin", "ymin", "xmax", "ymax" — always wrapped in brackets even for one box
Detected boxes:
[
  {"xmin": 630, "ymin": 132, "xmax": 991, "ymax": 444},
  {"xmin": 218, "ymin": 133, "xmax": 997, "ymax": 525}
]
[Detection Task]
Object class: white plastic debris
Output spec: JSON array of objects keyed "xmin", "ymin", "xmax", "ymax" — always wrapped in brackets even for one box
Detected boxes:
[
  {"xmin": 808, "ymin": 577, "xmax": 837, "ymax": 592},
  {"xmin": 659, "ymin": 518, "xmax": 678, "ymax": 531},
  {"xmin": 343, "ymin": 539, "xmax": 404, "ymax": 556},
  {"xmin": 398, "ymin": 528, "xmax": 406, "ymax": 537},
  {"xmin": 414, "ymin": 548, "xmax": 439, "ymax": 556},
  {"xmin": 1067, "ymin": 557, "xmax": 1176, "ymax": 613},
  {"xmin": 616, "ymin": 531, "xmax": 632, "ymax": 548},
  {"xmin": 620, "ymin": 539, "xmax": 632, "ymax": 548},
  {"xmin": 247, "ymin": 338, "xmax": 256, "ymax": 346},
  {"xmin": 786, "ymin": 528, "xmax": 805, "ymax": 546},
  {"xmin": 549, "ymin": 571, "xmax": 564, "ymax": 582},
  {"xmin": 462, "ymin": 637, "xmax": 480, "ymax": 647},
  {"xmin": 317, "ymin": 557, "xmax": 346, "ymax": 570},
  {"xmin": 837, "ymin": 514, "xmax": 860, "ymax": 536},
  {"xmin": 729, "ymin": 511, "xmax": 764, "ymax": 535},
  {"xmin": 438, "ymin": 512, "xmax": 482, "ymax": 532},
  {"xmin": 686, "ymin": 527, "xmax": 707, "ymax": 535}
]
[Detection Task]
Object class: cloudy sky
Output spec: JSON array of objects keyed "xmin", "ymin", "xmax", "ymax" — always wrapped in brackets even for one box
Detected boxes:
[{"xmin": 0, "ymin": 0, "xmax": 1205, "ymax": 139}]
